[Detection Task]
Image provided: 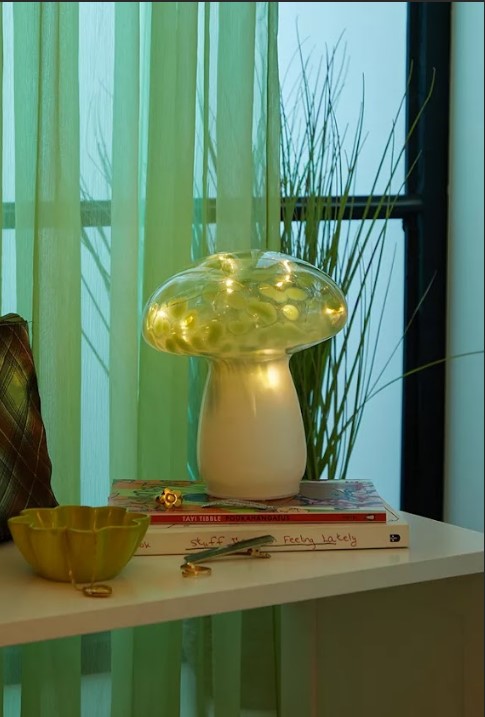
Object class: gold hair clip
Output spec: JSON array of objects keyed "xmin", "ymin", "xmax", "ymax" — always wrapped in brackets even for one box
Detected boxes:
[
  {"xmin": 180, "ymin": 534, "xmax": 276, "ymax": 577},
  {"xmin": 156, "ymin": 487, "xmax": 183, "ymax": 509}
]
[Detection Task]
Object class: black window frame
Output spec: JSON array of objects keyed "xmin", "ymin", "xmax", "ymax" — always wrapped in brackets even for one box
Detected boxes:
[{"xmin": 401, "ymin": 2, "xmax": 450, "ymax": 520}]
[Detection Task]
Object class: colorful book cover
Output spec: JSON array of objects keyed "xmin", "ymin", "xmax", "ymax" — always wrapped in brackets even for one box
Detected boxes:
[
  {"xmin": 108, "ymin": 479, "xmax": 388, "ymax": 524},
  {"xmin": 134, "ymin": 505, "xmax": 408, "ymax": 556}
]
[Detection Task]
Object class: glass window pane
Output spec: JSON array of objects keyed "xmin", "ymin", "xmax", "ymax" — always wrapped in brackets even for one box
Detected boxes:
[
  {"xmin": 79, "ymin": 2, "xmax": 114, "ymax": 202},
  {"xmin": 78, "ymin": 4, "xmax": 114, "ymax": 506},
  {"xmin": 282, "ymin": 214, "xmax": 404, "ymax": 507},
  {"xmin": 2, "ymin": 3, "xmax": 15, "ymax": 205},
  {"xmin": 278, "ymin": 2, "xmax": 407, "ymax": 195},
  {"xmin": 279, "ymin": 3, "xmax": 406, "ymax": 506},
  {"xmin": 344, "ymin": 219, "xmax": 404, "ymax": 508},
  {"xmin": 81, "ymin": 225, "xmax": 111, "ymax": 506},
  {"xmin": 1, "ymin": 229, "xmax": 16, "ymax": 313}
]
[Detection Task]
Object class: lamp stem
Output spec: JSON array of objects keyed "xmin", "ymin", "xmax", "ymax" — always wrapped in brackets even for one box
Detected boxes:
[{"xmin": 197, "ymin": 355, "xmax": 307, "ymax": 500}]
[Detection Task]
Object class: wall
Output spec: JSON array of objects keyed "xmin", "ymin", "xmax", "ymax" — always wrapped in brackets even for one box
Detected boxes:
[{"xmin": 444, "ymin": 3, "xmax": 484, "ymax": 531}]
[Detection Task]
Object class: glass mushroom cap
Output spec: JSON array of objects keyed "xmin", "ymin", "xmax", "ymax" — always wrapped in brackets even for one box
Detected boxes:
[{"xmin": 142, "ymin": 251, "xmax": 347, "ymax": 358}]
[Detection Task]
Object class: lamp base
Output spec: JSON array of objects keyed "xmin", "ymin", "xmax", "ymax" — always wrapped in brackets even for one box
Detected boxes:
[{"xmin": 197, "ymin": 356, "xmax": 306, "ymax": 500}]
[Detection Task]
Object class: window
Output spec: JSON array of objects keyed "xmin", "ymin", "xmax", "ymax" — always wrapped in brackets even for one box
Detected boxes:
[
  {"xmin": 278, "ymin": 2, "xmax": 407, "ymax": 508},
  {"xmin": 1, "ymin": 2, "xmax": 450, "ymax": 518},
  {"xmin": 278, "ymin": 3, "xmax": 451, "ymax": 518}
]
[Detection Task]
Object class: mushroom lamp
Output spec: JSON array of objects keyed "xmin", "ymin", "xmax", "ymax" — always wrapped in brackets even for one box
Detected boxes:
[{"xmin": 142, "ymin": 251, "xmax": 347, "ymax": 500}]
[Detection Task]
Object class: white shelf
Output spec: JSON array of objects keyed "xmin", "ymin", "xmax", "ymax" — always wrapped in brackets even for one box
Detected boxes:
[{"xmin": 0, "ymin": 512, "xmax": 483, "ymax": 648}]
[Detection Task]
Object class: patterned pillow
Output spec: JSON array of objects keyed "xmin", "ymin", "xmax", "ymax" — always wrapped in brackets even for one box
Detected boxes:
[{"xmin": 0, "ymin": 314, "xmax": 57, "ymax": 542}]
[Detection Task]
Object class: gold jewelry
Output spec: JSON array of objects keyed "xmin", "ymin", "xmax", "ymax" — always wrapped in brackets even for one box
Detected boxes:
[
  {"xmin": 181, "ymin": 562, "xmax": 212, "ymax": 578},
  {"xmin": 155, "ymin": 487, "xmax": 183, "ymax": 509},
  {"xmin": 82, "ymin": 584, "xmax": 112, "ymax": 598},
  {"xmin": 179, "ymin": 535, "xmax": 275, "ymax": 577}
]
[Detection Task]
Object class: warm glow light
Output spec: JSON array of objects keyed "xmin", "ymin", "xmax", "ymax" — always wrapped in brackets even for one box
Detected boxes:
[
  {"xmin": 222, "ymin": 256, "xmax": 237, "ymax": 274},
  {"xmin": 324, "ymin": 305, "xmax": 346, "ymax": 321},
  {"xmin": 143, "ymin": 250, "xmax": 347, "ymax": 358},
  {"xmin": 265, "ymin": 364, "xmax": 281, "ymax": 389},
  {"xmin": 255, "ymin": 363, "xmax": 281, "ymax": 390},
  {"xmin": 275, "ymin": 267, "xmax": 293, "ymax": 287},
  {"xmin": 142, "ymin": 249, "xmax": 348, "ymax": 500}
]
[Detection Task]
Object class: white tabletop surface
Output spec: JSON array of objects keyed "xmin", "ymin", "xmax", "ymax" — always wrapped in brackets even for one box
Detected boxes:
[{"xmin": 0, "ymin": 512, "xmax": 483, "ymax": 648}]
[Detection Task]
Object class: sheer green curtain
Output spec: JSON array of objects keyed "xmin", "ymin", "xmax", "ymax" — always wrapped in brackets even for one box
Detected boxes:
[{"xmin": 1, "ymin": 2, "xmax": 282, "ymax": 715}]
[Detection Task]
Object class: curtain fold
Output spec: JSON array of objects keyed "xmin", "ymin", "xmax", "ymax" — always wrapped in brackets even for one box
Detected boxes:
[
  {"xmin": 13, "ymin": 1, "xmax": 82, "ymax": 506},
  {"xmin": 109, "ymin": 0, "xmax": 140, "ymax": 483},
  {"xmin": 19, "ymin": 639, "xmax": 81, "ymax": 717},
  {"xmin": 212, "ymin": 612, "xmax": 243, "ymax": 717},
  {"xmin": 216, "ymin": 3, "xmax": 257, "ymax": 251},
  {"xmin": 1, "ymin": 3, "xmax": 283, "ymax": 715},
  {"xmin": 6, "ymin": 5, "xmax": 83, "ymax": 715},
  {"xmin": 111, "ymin": 623, "xmax": 183, "ymax": 717},
  {"xmin": 137, "ymin": 1, "xmax": 199, "ymax": 480}
]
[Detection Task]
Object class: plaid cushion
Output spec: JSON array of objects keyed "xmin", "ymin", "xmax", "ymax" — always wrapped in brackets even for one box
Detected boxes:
[{"xmin": 0, "ymin": 314, "xmax": 57, "ymax": 542}]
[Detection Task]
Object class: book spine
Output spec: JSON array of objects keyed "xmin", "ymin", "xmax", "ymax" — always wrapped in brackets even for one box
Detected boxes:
[
  {"xmin": 146, "ymin": 511, "xmax": 387, "ymax": 524},
  {"xmin": 134, "ymin": 520, "xmax": 409, "ymax": 556}
]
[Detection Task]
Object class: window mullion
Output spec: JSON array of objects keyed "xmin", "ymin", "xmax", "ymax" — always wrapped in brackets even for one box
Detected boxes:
[{"xmin": 401, "ymin": 2, "xmax": 451, "ymax": 519}]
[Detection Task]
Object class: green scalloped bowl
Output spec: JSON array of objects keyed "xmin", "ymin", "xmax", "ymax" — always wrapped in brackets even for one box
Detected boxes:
[{"xmin": 8, "ymin": 506, "xmax": 149, "ymax": 583}]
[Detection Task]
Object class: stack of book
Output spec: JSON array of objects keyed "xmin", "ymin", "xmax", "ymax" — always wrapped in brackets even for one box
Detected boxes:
[{"xmin": 108, "ymin": 479, "xmax": 409, "ymax": 556}]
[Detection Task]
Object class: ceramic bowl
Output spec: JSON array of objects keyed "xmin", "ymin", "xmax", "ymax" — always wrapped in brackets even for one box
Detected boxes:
[{"xmin": 8, "ymin": 506, "xmax": 149, "ymax": 583}]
